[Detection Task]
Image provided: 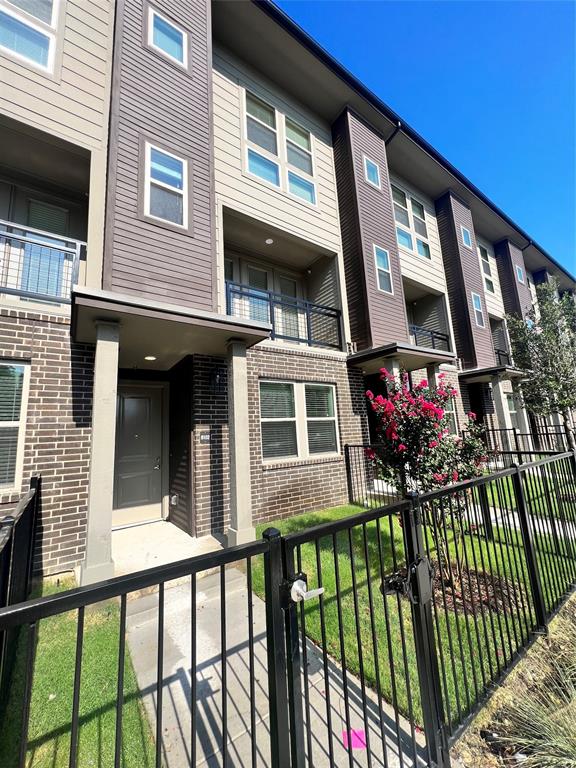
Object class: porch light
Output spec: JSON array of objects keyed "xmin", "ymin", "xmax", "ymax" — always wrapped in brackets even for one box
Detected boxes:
[
  {"xmin": 265, "ymin": 238, "xmax": 274, "ymax": 245},
  {"xmin": 210, "ymin": 366, "xmax": 227, "ymax": 395},
  {"xmin": 144, "ymin": 355, "xmax": 157, "ymax": 361}
]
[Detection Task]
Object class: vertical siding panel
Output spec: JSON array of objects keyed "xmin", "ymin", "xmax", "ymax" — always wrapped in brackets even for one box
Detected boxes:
[{"xmin": 494, "ymin": 239, "xmax": 532, "ymax": 318}]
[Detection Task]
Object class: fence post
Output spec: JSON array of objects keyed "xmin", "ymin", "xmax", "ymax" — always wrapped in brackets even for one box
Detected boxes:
[
  {"xmin": 344, "ymin": 445, "xmax": 354, "ymax": 503},
  {"xmin": 263, "ymin": 528, "xmax": 292, "ymax": 768},
  {"xmin": 511, "ymin": 465, "xmax": 547, "ymax": 630},
  {"xmin": 402, "ymin": 493, "xmax": 451, "ymax": 768},
  {"xmin": 477, "ymin": 482, "xmax": 494, "ymax": 541}
]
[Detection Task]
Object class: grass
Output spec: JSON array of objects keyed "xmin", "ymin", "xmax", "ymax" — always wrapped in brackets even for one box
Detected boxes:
[
  {"xmin": 253, "ymin": 500, "xmax": 576, "ymax": 729},
  {"xmin": 0, "ymin": 579, "xmax": 155, "ymax": 768}
]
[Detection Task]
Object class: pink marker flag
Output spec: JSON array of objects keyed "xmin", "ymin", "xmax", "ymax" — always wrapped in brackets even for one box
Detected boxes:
[{"xmin": 342, "ymin": 729, "xmax": 367, "ymax": 750}]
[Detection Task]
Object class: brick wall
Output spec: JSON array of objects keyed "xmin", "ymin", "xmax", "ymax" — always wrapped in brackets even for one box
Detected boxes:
[{"xmin": 0, "ymin": 308, "xmax": 93, "ymax": 574}]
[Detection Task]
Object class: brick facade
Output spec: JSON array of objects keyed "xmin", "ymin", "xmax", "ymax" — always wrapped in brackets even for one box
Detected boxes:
[{"xmin": 0, "ymin": 308, "xmax": 93, "ymax": 574}]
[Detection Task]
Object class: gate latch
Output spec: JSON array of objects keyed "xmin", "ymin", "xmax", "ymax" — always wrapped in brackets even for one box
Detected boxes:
[
  {"xmin": 283, "ymin": 573, "xmax": 325, "ymax": 605},
  {"xmin": 382, "ymin": 556, "xmax": 433, "ymax": 605}
]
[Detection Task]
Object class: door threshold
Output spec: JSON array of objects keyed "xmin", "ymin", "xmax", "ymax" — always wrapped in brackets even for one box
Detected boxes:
[{"xmin": 112, "ymin": 517, "xmax": 165, "ymax": 532}]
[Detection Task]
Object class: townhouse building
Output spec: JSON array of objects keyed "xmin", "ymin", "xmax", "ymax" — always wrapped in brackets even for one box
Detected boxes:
[{"xmin": 0, "ymin": 0, "xmax": 574, "ymax": 580}]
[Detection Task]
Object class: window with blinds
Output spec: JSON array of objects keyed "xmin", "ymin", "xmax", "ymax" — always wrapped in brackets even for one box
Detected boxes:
[
  {"xmin": 259, "ymin": 380, "xmax": 339, "ymax": 460},
  {"xmin": 0, "ymin": 363, "xmax": 26, "ymax": 488}
]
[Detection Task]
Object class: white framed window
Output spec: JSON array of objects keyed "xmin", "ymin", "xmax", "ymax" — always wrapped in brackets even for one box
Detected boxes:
[
  {"xmin": 444, "ymin": 396, "xmax": 457, "ymax": 434},
  {"xmin": 259, "ymin": 380, "xmax": 339, "ymax": 461},
  {"xmin": 515, "ymin": 264, "xmax": 525, "ymax": 284},
  {"xmin": 144, "ymin": 143, "xmax": 188, "ymax": 227},
  {"xmin": 506, "ymin": 393, "xmax": 519, "ymax": 430},
  {"xmin": 374, "ymin": 245, "xmax": 393, "ymax": 294},
  {"xmin": 147, "ymin": 7, "xmax": 187, "ymax": 67},
  {"xmin": 478, "ymin": 245, "xmax": 495, "ymax": 293},
  {"xmin": 0, "ymin": 0, "xmax": 58, "ymax": 72},
  {"xmin": 363, "ymin": 156, "xmax": 381, "ymax": 189},
  {"xmin": 0, "ymin": 361, "xmax": 29, "ymax": 490},
  {"xmin": 391, "ymin": 184, "xmax": 431, "ymax": 259},
  {"xmin": 243, "ymin": 89, "xmax": 317, "ymax": 205},
  {"xmin": 461, "ymin": 225, "xmax": 473, "ymax": 249},
  {"xmin": 471, "ymin": 292, "xmax": 485, "ymax": 328}
]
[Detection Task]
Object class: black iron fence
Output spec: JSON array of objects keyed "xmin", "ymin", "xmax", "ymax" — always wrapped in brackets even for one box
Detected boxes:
[
  {"xmin": 226, "ymin": 280, "xmax": 343, "ymax": 349},
  {"xmin": 2, "ymin": 455, "xmax": 576, "ymax": 767},
  {"xmin": 470, "ymin": 425, "xmax": 569, "ymax": 454},
  {"xmin": 0, "ymin": 477, "xmax": 40, "ymax": 718},
  {"xmin": 408, "ymin": 324, "xmax": 451, "ymax": 352}
]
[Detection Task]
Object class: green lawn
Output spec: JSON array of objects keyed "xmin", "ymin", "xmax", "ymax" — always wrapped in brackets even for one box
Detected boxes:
[
  {"xmin": 253, "ymin": 501, "xmax": 574, "ymax": 730},
  {"xmin": 0, "ymin": 580, "xmax": 155, "ymax": 768}
]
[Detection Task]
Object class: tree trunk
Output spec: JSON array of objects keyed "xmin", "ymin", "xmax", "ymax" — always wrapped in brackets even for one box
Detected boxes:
[{"xmin": 562, "ymin": 409, "xmax": 576, "ymax": 451}]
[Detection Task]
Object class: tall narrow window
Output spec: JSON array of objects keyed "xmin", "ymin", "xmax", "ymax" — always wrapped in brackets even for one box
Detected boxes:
[
  {"xmin": 245, "ymin": 91, "xmax": 280, "ymax": 187},
  {"xmin": 363, "ymin": 156, "xmax": 381, "ymax": 188},
  {"xmin": 0, "ymin": 0, "xmax": 57, "ymax": 71},
  {"xmin": 444, "ymin": 396, "xmax": 457, "ymax": 434},
  {"xmin": 305, "ymin": 384, "xmax": 337, "ymax": 454},
  {"xmin": 471, "ymin": 292, "xmax": 485, "ymax": 328},
  {"xmin": 285, "ymin": 119, "xmax": 315, "ymax": 203},
  {"xmin": 260, "ymin": 381, "xmax": 297, "ymax": 459},
  {"xmin": 144, "ymin": 143, "xmax": 187, "ymax": 227},
  {"xmin": 148, "ymin": 7, "xmax": 187, "ymax": 67},
  {"xmin": 391, "ymin": 184, "xmax": 430, "ymax": 258},
  {"xmin": 0, "ymin": 363, "xmax": 26, "ymax": 488},
  {"xmin": 515, "ymin": 264, "xmax": 525, "ymax": 284},
  {"xmin": 479, "ymin": 245, "xmax": 495, "ymax": 293},
  {"xmin": 461, "ymin": 226, "xmax": 473, "ymax": 248},
  {"xmin": 374, "ymin": 245, "xmax": 393, "ymax": 294}
]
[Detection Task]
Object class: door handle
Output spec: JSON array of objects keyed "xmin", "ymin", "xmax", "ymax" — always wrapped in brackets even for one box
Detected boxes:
[{"xmin": 153, "ymin": 456, "xmax": 161, "ymax": 470}]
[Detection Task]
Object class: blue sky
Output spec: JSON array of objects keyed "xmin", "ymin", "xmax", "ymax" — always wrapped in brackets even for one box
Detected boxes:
[{"xmin": 275, "ymin": 0, "xmax": 576, "ymax": 275}]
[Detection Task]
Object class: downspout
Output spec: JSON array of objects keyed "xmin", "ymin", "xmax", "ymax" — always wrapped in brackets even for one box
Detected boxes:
[{"xmin": 385, "ymin": 121, "xmax": 402, "ymax": 147}]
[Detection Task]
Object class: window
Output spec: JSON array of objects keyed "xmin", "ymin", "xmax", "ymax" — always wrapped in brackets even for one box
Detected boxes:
[
  {"xmin": 471, "ymin": 292, "xmax": 485, "ymax": 328},
  {"xmin": 506, "ymin": 394, "xmax": 519, "ymax": 431},
  {"xmin": 144, "ymin": 143, "xmax": 187, "ymax": 227},
  {"xmin": 0, "ymin": 0, "xmax": 57, "ymax": 71},
  {"xmin": 374, "ymin": 245, "xmax": 393, "ymax": 294},
  {"xmin": 461, "ymin": 226, "xmax": 473, "ymax": 248},
  {"xmin": 515, "ymin": 264, "xmax": 525, "ymax": 284},
  {"xmin": 244, "ymin": 90, "xmax": 316, "ymax": 204},
  {"xmin": 444, "ymin": 396, "xmax": 457, "ymax": 434},
  {"xmin": 259, "ymin": 380, "xmax": 339, "ymax": 460},
  {"xmin": 391, "ymin": 184, "xmax": 430, "ymax": 259},
  {"xmin": 363, "ymin": 156, "xmax": 381, "ymax": 188},
  {"xmin": 147, "ymin": 7, "xmax": 187, "ymax": 67},
  {"xmin": 479, "ymin": 245, "xmax": 495, "ymax": 293},
  {"xmin": 0, "ymin": 362, "xmax": 28, "ymax": 489}
]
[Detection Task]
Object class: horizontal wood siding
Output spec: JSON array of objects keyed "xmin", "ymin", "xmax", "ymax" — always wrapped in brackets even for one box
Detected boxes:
[
  {"xmin": 494, "ymin": 239, "xmax": 532, "ymax": 318},
  {"xmin": 104, "ymin": 0, "xmax": 215, "ymax": 309},
  {"xmin": 435, "ymin": 192, "xmax": 495, "ymax": 368},
  {"xmin": 347, "ymin": 111, "xmax": 409, "ymax": 347},
  {"xmin": 331, "ymin": 111, "xmax": 370, "ymax": 349},
  {"xmin": 0, "ymin": 0, "xmax": 113, "ymax": 152}
]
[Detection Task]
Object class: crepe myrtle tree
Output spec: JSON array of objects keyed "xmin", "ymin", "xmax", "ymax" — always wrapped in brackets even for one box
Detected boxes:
[
  {"xmin": 507, "ymin": 278, "xmax": 576, "ymax": 451},
  {"xmin": 366, "ymin": 369, "xmax": 489, "ymax": 584}
]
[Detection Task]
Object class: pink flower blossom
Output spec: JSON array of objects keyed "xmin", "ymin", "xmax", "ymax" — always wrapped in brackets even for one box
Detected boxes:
[
  {"xmin": 438, "ymin": 372, "xmax": 446, "ymax": 381},
  {"xmin": 364, "ymin": 448, "xmax": 376, "ymax": 460},
  {"xmin": 428, "ymin": 440, "xmax": 438, "ymax": 448},
  {"xmin": 433, "ymin": 472, "xmax": 447, "ymax": 484},
  {"xmin": 366, "ymin": 390, "xmax": 374, "ymax": 400},
  {"xmin": 417, "ymin": 379, "xmax": 428, "ymax": 389},
  {"xmin": 450, "ymin": 388, "xmax": 458, "ymax": 397},
  {"xmin": 468, "ymin": 411, "xmax": 477, "ymax": 421},
  {"xmin": 397, "ymin": 444, "xmax": 407, "ymax": 452},
  {"xmin": 452, "ymin": 470, "xmax": 459, "ymax": 483}
]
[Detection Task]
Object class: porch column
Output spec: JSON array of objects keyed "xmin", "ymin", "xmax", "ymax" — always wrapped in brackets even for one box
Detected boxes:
[
  {"xmin": 80, "ymin": 321, "xmax": 119, "ymax": 585},
  {"xmin": 426, "ymin": 363, "xmax": 440, "ymax": 389},
  {"xmin": 512, "ymin": 383, "xmax": 533, "ymax": 449},
  {"xmin": 491, "ymin": 375, "xmax": 513, "ymax": 450},
  {"xmin": 381, "ymin": 358, "xmax": 401, "ymax": 382},
  {"xmin": 227, "ymin": 339, "xmax": 254, "ymax": 546}
]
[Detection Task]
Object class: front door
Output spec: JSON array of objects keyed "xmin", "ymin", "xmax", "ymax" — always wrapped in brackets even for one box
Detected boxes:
[{"xmin": 113, "ymin": 385, "xmax": 164, "ymax": 527}]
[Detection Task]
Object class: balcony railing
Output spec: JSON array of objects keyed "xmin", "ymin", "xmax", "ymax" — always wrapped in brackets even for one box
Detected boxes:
[
  {"xmin": 226, "ymin": 281, "xmax": 342, "ymax": 349},
  {"xmin": 408, "ymin": 323, "xmax": 451, "ymax": 352},
  {"xmin": 0, "ymin": 220, "xmax": 85, "ymax": 304},
  {"xmin": 494, "ymin": 347, "xmax": 512, "ymax": 366}
]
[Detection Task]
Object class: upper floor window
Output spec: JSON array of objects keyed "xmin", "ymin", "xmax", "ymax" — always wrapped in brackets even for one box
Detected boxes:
[
  {"xmin": 461, "ymin": 225, "xmax": 473, "ymax": 249},
  {"xmin": 363, "ymin": 156, "xmax": 381, "ymax": 189},
  {"xmin": 147, "ymin": 7, "xmax": 187, "ymax": 67},
  {"xmin": 391, "ymin": 184, "xmax": 430, "ymax": 259},
  {"xmin": 244, "ymin": 90, "xmax": 316, "ymax": 205},
  {"xmin": 478, "ymin": 245, "xmax": 495, "ymax": 293},
  {"xmin": 515, "ymin": 264, "xmax": 525, "ymax": 284},
  {"xmin": 144, "ymin": 143, "xmax": 188, "ymax": 228},
  {"xmin": 374, "ymin": 245, "xmax": 393, "ymax": 294},
  {"xmin": 0, "ymin": 0, "xmax": 57, "ymax": 71},
  {"xmin": 471, "ymin": 292, "xmax": 485, "ymax": 328},
  {"xmin": 0, "ymin": 362, "xmax": 28, "ymax": 489}
]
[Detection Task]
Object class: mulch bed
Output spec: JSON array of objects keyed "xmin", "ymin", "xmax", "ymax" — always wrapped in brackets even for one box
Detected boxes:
[{"xmin": 431, "ymin": 562, "xmax": 528, "ymax": 616}]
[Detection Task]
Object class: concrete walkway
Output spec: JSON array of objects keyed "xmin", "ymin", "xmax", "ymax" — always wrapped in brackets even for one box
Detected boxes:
[{"xmin": 126, "ymin": 569, "xmax": 425, "ymax": 768}]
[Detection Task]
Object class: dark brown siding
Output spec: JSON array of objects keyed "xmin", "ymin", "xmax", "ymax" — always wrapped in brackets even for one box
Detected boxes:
[
  {"xmin": 332, "ymin": 109, "xmax": 409, "ymax": 350},
  {"xmin": 104, "ymin": 0, "xmax": 215, "ymax": 310},
  {"xmin": 435, "ymin": 192, "xmax": 495, "ymax": 369},
  {"xmin": 169, "ymin": 356, "xmax": 193, "ymax": 534},
  {"xmin": 494, "ymin": 239, "xmax": 532, "ymax": 318}
]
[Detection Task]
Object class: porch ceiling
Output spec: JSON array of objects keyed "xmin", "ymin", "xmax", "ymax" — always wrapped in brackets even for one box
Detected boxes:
[
  {"xmin": 458, "ymin": 366, "xmax": 525, "ymax": 383},
  {"xmin": 71, "ymin": 287, "xmax": 271, "ymax": 370},
  {"xmin": 348, "ymin": 342, "xmax": 455, "ymax": 374}
]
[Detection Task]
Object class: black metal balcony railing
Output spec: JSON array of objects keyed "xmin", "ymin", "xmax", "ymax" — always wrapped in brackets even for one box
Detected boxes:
[
  {"xmin": 0, "ymin": 220, "xmax": 85, "ymax": 304},
  {"xmin": 226, "ymin": 281, "xmax": 342, "ymax": 349},
  {"xmin": 408, "ymin": 323, "xmax": 451, "ymax": 352},
  {"xmin": 494, "ymin": 347, "xmax": 512, "ymax": 366}
]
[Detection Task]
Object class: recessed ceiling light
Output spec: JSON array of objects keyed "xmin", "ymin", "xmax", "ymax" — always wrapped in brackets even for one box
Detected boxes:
[
  {"xmin": 265, "ymin": 238, "xmax": 274, "ymax": 245},
  {"xmin": 144, "ymin": 355, "xmax": 157, "ymax": 361}
]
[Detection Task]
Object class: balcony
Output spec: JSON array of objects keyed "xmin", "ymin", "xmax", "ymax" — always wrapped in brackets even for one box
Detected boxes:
[
  {"xmin": 408, "ymin": 323, "xmax": 451, "ymax": 352},
  {"xmin": 494, "ymin": 347, "xmax": 512, "ymax": 367},
  {"xmin": 0, "ymin": 220, "xmax": 85, "ymax": 305},
  {"xmin": 226, "ymin": 281, "xmax": 342, "ymax": 350}
]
